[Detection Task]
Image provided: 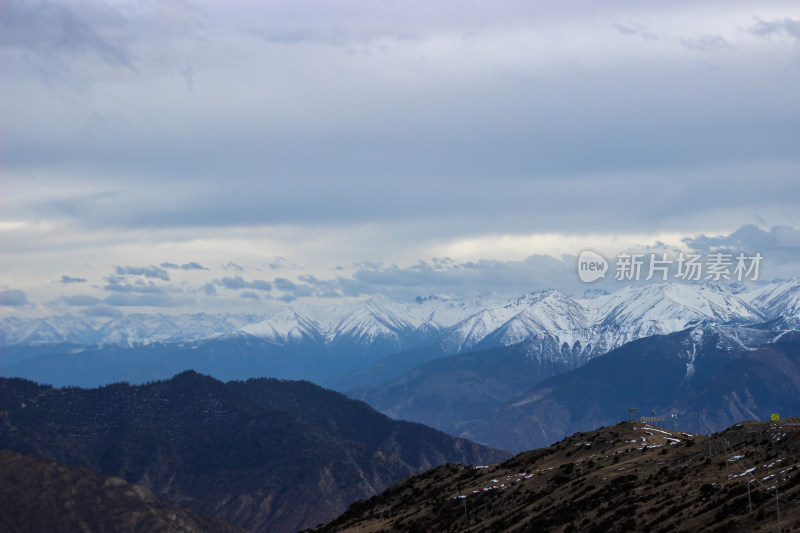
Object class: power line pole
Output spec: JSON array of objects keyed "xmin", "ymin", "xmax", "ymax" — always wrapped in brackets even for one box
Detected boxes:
[
  {"xmin": 723, "ymin": 439, "xmax": 730, "ymax": 479},
  {"xmin": 747, "ymin": 480, "xmax": 752, "ymax": 513}
]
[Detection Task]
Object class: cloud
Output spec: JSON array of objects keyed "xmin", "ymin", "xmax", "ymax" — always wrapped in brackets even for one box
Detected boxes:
[
  {"xmin": 351, "ymin": 255, "xmax": 576, "ymax": 292},
  {"xmin": 748, "ymin": 17, "xmax": 800, "ymax": 41},
  {"xmin": 0, "ymin": 289, "xmax": 28, "ymax": 307},
  {"xmin": 3, "ymin": 2, "xmax": 800, "ymax": 316},
  {"xmin": 103, "ymin": 277, "xmax": 134, "ymax": 292},
  {"xmin": 5, "ymin": 2, "xmax": 798, "ymax": 241},
  {"xmin": 262, "ymin": 225, "xmax": 800, "ymax": 299},
  {"xmin": 81, "ymin": 303, "xmax": 124, "ymax": 318},
  {"xmin": 317, "ymin": 290, "xmax": 343, "ymax": 298},
  {"xmin": 285, "ymin": 254, "xmax": 584, "ymax": 300},
  {"xmin": 294, "ymin": 274, "xmax": 343, "ymax": 298},
  {"xmin": 611, "ymin": 22, "xmax": 658, "ymax": 40},
  {"xmin": 224, "ymin": 262, "xmax": 245, "ymax": 272},
  {"xmin": 9, "ymin": 222, "xmax": 800, "ymax": 317},
  {"xmin": 0, "ymin": 0, "xmax": 132, "ymax": 67},
  {"xmin": 680, "ymin": 35, "xmax": 730, "ymax": 52},
  {"xmin": 104, "ymin": 276, "xmax": 166, "ymax": 294},
  {"xmin": 273, "ymin": 277, "xmax": 315, "ymax": 299},
  {"xmin": 202, "ymin": 283, "xmax": 217, "ymax": 296},
  {"xmin": 160, "ymin": 261, "xmax": 207, "ymax": 270},
  {"xmin": 214, "ymin": 276, "xmax": 271, "ymax": 291},
  {"xmin": 683, "ymin": 225, "xmax": 800, "ymax": 265},
  {"xmin": 104, "ymin": 292, "xmax": 190, "ymax": 307},
  {"xmin": 60, "ymin": 275, "xmax": 87, "ymax": 284},
  {"xmin": 269, "ymin": 257, "xmax": 301, "ymax": 270},
  {"xmin": 60, "ymin": 294, "xmax": 102, "ymax": 306},
  {"xmin": 272, "ymin": 278, "xmax": 297, "ymax": 291},
  {"xmin": 114, "ymin": 265, "xmax": 170, "ymax": 281}
]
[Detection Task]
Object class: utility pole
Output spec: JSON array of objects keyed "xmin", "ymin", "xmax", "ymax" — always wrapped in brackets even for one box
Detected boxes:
[
  {"xmin": 463, "ymin": 498, "xmax": 469, "ymax": 525},
  {"xmin": 747, "ymin": 480, "xmax": 752, "ymax": 513},
  {"xmin": 723, "ymin": 439, "xmax": 730, "ymax": 479},
  {"xmin": 696, "ymin": 411, "xmax": 702, "ymax": 436}
]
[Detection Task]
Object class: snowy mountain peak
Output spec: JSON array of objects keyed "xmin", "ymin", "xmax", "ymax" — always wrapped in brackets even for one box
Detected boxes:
[
  {"xmin": 240, "ymin": 308, "xmax": 321, "ymax": 344},
  {"xmin": 440, "ymin": 289, "xmax": 590, "ymax": 353},
  {"xmin": 587, "ymin": 283, "xmax": 762, "ymax": 330},
  {"xmin": 332, "ymin": 297, "xmax": 415, "ymax": 343},
  {"xmin": 0, "ymin": 315, "xmax": 99, "ymax": 345},
  {"xmin": 746, "ymin": 278, "xmax": 800, "ymax": 319}
]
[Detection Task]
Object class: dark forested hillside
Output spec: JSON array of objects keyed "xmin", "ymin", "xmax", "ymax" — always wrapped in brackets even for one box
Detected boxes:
[
  {"xmin": 0, "ymin": 371, "xmax": 507, "ymax": 533},
  {"xmin": 0, "ymin": 449, "xmax": 243, "ymax": 533}
]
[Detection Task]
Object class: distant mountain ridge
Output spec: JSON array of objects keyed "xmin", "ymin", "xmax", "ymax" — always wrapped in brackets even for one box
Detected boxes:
[
  {"xmin": 456, "ymin": 326, "xmax": 800, "ymax": 452},
  {"xmin": 5, "ymin": 280, "xmax": 796, "ymax": 349},
  {"xmin": 0, "ymin": 312, "xmax": 261, "ymax": 347},
  {"xmin": 1, "ymin": 280, "xmax": 798, "ymax": 388}
]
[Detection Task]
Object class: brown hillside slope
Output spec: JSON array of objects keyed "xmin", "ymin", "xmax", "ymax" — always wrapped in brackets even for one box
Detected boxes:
[{"xmin": 312, "ymin": 419, "xmax": 800, "ymax": 532}]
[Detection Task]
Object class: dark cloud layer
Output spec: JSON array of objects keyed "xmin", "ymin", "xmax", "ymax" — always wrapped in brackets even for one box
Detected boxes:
[
  {"xmin": 273, "ymin": 277, "xmax": 315, "ymax": 298},
  {"xmin": 214, "ymin": 276, "xmax": 272, "ymax": 292},
  {"xmin": 3, "ymin": 2, "xmax": 798, "ymax": 240},
  {"xmin": 60, "ymin": 294, "xmax": 102, "ymax": 306},
  {"xmin": 114, "ymin": 266, "xmax": 170, "ymax": 281},
  {"xmin": 0, "ymin": 0, "xmax": 132, "ymax": 67},
  {"xmin": 202, "ymin": 283, "xmax": 217, "ymax": 296},
  {"xmin": 748, "ymin": 17, "xmax": 800, "ymax": 41},
  {"xmin": 683, "ymin": 225, "xmax": 800, "ymax": 265},
  {"xmin": 0, "ymin": 289, "xmax": 28, "ymax": 307},
  {"xmin": 81, "ymin": 303, "xmax": 124, "ymax": 318},
  {"xmin": 161, "ymin": 261, "xmax": 207, "ymax": 271},
  {"xmin": 60, "ymin": 275, "xmax": 87, "ymax": 284},
  {"xmin": 104, "ymin": 276, "xmax": 166, "ymax": 294},
  {"xmin": 103, "ymin": 292, "xmax": 190, "ymax": 307}
]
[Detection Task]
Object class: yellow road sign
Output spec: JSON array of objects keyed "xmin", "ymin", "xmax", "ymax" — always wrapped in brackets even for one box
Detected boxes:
[{"xmin": 771, "ymin": 413, "xmax": 780, "ymax": 421}]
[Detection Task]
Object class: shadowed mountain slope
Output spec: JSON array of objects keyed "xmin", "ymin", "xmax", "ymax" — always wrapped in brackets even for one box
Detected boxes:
[
  {"xmin": 0, "ymin": 371, "xmax": 507, "ymax": 533},
  {"xmin": 0, "ymin": 449, "xmax": 243, "ymax": 533}
]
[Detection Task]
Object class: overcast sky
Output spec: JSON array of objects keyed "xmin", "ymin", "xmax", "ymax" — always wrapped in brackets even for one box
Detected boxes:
[{"xmin": 2, "ymin": 0, "xmax": 799, "ymax": 317}]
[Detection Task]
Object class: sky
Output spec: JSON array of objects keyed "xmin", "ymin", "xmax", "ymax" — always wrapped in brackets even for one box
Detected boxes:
[{"xmin": 2, "ymin": 0, "xmax": 800, "ymax": 318}]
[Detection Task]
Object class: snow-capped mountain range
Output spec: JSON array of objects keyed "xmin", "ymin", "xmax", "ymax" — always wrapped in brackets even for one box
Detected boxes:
[
  {"xmin": 2, "ymin": 280, "xmax": 799, "ymax": 361},
  {"xmin": 0, "ymin": 312, "xmax": 261, "ymax": 347}
]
